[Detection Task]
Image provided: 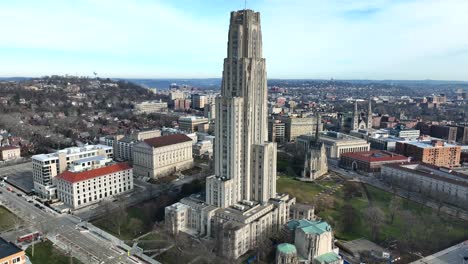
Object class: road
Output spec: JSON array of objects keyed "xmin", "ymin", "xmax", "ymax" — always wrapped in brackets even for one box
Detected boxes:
[{"xmin": 0, "ymin": 183, "xmax": 159, "ymax": 264}]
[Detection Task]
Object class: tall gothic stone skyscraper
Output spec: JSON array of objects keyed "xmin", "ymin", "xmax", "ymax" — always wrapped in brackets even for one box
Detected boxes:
[
  {"xmin": 165, "ymin": 10, "xmax": 299, "ymax": 259},
  {"xmin": 207, "ymin": 10, "xmax": 277, "ymax": 206}
]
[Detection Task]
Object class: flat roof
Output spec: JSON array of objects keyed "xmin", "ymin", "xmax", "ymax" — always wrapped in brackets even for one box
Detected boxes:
[
  {"xmin": 383, "ymin": 163, "xmax": 468, "ymax": 188},
  {"xmin": 405, "ymin": 140, "xmax": 458, "ymax": 149},
  {"xmin": 0, "ymin": 237, "xmax": 23, "ymax": 259},
  {"xmin": 32, "ymin": 144, "xmax": 112, "ymax": 161},
  {"xmin": 319, "ymin": 132, "xmax": 367, "ymax": 143},
  {"xmin": 411, "ymin": 240, "xmax": 468, "ymax": 264},
  {"xmin": 341, "ymin": 150, "xmax": 408, "ymax": 163}
]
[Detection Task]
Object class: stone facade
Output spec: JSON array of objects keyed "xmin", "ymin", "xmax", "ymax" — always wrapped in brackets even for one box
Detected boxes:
[
  {"xmin": 278, "ymin": 220, "xmax": 343, "ymax": 264},
  {"xmin": 55, "ymin": 163, "xmax": 133, "ymax": 209},
  {"xmin": 0, "ymin": 146, "xmax": 21, "ymax": 161},
  {"xmin": 381, "ymin": 163, "xmax": 468, "ymax": 209},
  {"xmin": 165, "ymin": 9, "xmax": 298, "ymax": 260},
  {"xmin": 302, "ymin": 142, "xmax": 328, "ymax": 181},
  {"xmin": 133, "ymin": 134, "xmax": 193, "ymax": 178},
  {"xmin": 318, "ymin": 132, "xmax": 370, "ymax": 159}
]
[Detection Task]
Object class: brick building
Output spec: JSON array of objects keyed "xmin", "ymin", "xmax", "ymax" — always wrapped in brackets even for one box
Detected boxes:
[
  {"xmin": 340, "ymin": 150, "xmax": 408, "ymax": 174},
  {"xmin": 395, "ymin": 140, "xmax": 461, "ymax": 167}
]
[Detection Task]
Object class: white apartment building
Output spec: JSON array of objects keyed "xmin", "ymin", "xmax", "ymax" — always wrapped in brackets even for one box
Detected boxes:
[
  {"xmin": 55, "ymin": 163, "xmax": 133, "ymax": 209},
  {"xmin": 133, "ymin": 100, "xmax": 168, "ymax": 114},
  {"xmin": 133, "ymin": 134, "xmax": 194, "ymax": 178},
  {"xmin": 32, "ymin": 145, "xmax": 113, "ymax": 199},
  {"xmin": 193, "ymin": 140, "xmax": 213, "ymax": 158},
  {"xmin": 115, "ymin": 137, "xmax": 136, "ymax": 161}
]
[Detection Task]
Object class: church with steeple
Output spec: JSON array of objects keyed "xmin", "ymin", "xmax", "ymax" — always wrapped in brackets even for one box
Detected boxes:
[
  {"xmin": 301, "ymin": 112, "xmax": 328, "ymax": 181},
  {"xmin": 352, "ymin": 99, "xmax": 373, "ymax": 130}
]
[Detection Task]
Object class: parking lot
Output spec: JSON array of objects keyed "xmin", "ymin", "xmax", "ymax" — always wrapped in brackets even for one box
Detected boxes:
[{"xmin": 0, "ymin": 162, "xmax": 34, "ymax": 193}]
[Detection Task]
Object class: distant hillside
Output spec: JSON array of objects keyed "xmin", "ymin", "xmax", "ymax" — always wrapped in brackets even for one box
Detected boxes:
[{"xmin": 119, "ymin": 78, "xmax": 222, "ymax": 90}]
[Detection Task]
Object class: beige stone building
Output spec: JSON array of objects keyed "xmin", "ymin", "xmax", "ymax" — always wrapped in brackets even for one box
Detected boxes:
[
  {"xmin": 0, "ymin": 146, "xmax": 21, "ymax": 161},
  {"xmin": 133, "ymin": 134, "xmax": 193, "ymax": 178},
  {"xmin": 178, "ymin": 116, "xmax": 209, "ymax": 133},
  {"xmin": 56, "ymin": 162, "xmax": 133, "ymax": 209},
  {"xmin": 318, "ymin": 131, "xmax": 370, "ymax": 159},
  {"xmin": 131, "ymin": 129, "xmax": 162, "ymax": 141},
  {"xmin": 381, "ymin": 162, "xmax": 468, "ymax": 209},
  {"xmin": 278, "ymin": 115, "xmax": 322, "ymax": 142},
  {"xmin": 165, "ymin": 9, "xmax": 298, "ymax": 260},
  {"xmin": 276, "ymin": 220, "xmax": 343, "ymax": 264}
]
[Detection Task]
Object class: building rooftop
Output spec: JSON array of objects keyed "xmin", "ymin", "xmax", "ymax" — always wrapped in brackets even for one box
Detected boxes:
[
  {"xmin": 314, "ymin": 252, "xmax": 341, "ymax": 264},
  {"xmin": 0, "ymin": 237, "xmax": 23, "ymax": 259},
  {"xmin": 286, "ymin": 219, "xmax": 332, "ymax": 235},
  {"xmin": 118, "ymin": 136, "xmax": 136, "ymax": 144},
  {"xmin": 179, "ymin": 116, "xmax": 209, "ymax": 122},
  {"xmin": 143, "ymin": 134, "xmax": 192, "ymax": 148},
  {"xmin": 341, "ymin": 150, "xmax": 408, "ymax": 163},
  {"xmin": 32, "ymin": 144, "xmax": 112, "ymax": 161},
  {"xmin": 410, "ymin": 240, "xmax": 468, "ymax": 264},
  {"xmin": 277, "ymin": 243, "xmax": 297, "ymax": 254},
  {"xmin": 56, "ymin": 162, "xmax": 131, "ymax": 183},
  {"xmin": 383, "ymin": 162, "xmax": 468, "ymax": 188},
  {"xmin": 0, "ymin": 146, "xmax": 20, "ymax": 151},
  {"xmin": 319, "ymin": 131, "xmax": 366, "ymax": 143},
  {"xmin": 404, "ymin": 140, "xmax": 458, "ymax": 149}
]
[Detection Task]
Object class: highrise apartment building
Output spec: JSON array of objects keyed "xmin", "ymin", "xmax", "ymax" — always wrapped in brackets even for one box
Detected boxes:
[{"xmin": 165, "ymin": 9, "xmax": 297, "ymax": 259}]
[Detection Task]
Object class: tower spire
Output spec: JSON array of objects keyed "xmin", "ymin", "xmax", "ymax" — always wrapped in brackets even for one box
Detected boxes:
[
  {"xmin": 315, "ymin": 111, "xmax": 321, "ymax": 142},
  {"xmin": 367, "ymin": 98, "xmax": 372, "ymax": 130},
  {"xmin": 352, "ymin": 100, "xmax": 359, "ymax": 130}
]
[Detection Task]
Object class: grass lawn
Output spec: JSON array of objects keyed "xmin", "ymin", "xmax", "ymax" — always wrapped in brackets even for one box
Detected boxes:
[
  {"xmin": 26, "ymin": 240, "xmax": 83, "ymax": 264},
  {"xmin": 93, "ymin": 204, "xmax": 157, "ymax": 241},
  {"xmin": 0, "ymin": 206, "xmax": 20, "ymax": 232},
  {"xmin": 154, "ymin": 247, "xmax": 195, "ymax": 264},
  {"xmin": 137, "ymin": 232, "xmax": 171, "ymax": 251},
  {"xmin": 316, "ymin": 182, "xmax": 468, "ymax": 254},
  {"xmin": 277, "ymin": 175, "xmax": 326, "ymax": 204}
]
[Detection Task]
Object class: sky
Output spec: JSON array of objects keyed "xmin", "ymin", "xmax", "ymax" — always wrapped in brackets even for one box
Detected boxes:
[{"xmin": 1, "ymin": 0, "xmax": 467, "ymax": 80}]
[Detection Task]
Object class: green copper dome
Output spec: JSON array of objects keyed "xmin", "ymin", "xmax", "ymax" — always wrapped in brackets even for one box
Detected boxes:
[{"xmin": 277, "ymin": 243, "xmax": 297, "ymax": 254}]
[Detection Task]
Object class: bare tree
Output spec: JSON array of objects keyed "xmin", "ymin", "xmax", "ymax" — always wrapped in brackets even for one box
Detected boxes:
[
  {"xmin": 341, "ymin": 203, "xmax": 359, "ymax": 233},
  {"xmin": 363, "ymin": 206, "xmax": 385, "ymax": 241},
  {"xmin": 102, "ymin": 199, "xmax": 128, "ymax": 236},
  {"xmin": 113, "ymin": 199, "xmax": 128, "ymax": 237},
  {"xmin": 128, "ymin": 218, "xmax": 144, "ymax": 236},
  {"xmin": 388, "ymin": 195, "xmax": 402, "ymax": 224}
]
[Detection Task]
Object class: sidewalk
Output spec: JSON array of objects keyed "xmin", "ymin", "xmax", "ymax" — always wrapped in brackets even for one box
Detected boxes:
[{"xmin": 83, "ymin": 222, "xmax": 162, "ymax": 264}]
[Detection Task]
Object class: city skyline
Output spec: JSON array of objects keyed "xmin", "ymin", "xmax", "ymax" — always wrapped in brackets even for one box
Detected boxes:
[{"xmin": 1, "ymin": 0, "xmax": 468, "ymax": 80}]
